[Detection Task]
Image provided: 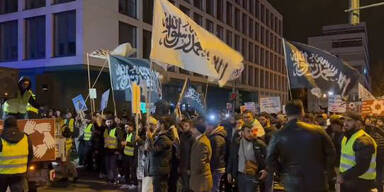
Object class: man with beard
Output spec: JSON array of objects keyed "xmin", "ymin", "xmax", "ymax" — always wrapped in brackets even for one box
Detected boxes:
[
  {"xmin": 337, "ymin": 113, "xmax": 377, "ymax": 192},
  {"xmin": 179, "ymin": 119, "xmax": 195, "ymax": 192}
]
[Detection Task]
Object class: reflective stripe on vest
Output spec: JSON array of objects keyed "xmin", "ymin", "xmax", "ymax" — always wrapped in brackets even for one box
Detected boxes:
[
  {"xmin": 124, "ymin": 133, "xmax": 134, "ymax": 156},
  {"xmin": 104, "ymin": 128, "xmax": 117, "ymax": 149},
  {"xmin": 27, "ymin": 103, "xmax": 39, "ymax": 114},
  {"xmin": 83, "ymin": 123, "xmax": 93, "ymax": 141},
  {"xmin": 340, "ymin": 129, "xmax": 377, "ymax": 180},
  {"xmin": 0, "ymin": 135, "xmax": 29, "ymax": 174},
  {"xmin": 3, "ymin": 90, "xmax": 33, "ymax": 114}
]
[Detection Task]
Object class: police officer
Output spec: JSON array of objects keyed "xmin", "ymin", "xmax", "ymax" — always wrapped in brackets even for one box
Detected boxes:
[
  {"xmin": 0, "ymin": 116, "xmax": 33, "ymax": 192},
  {"xmin": 337, "ymin": 112, "xmax": 377, "ymax": 192},
  {"xmin": 2, "ymin": 77, "xmax": 38, "ymax": 120}
]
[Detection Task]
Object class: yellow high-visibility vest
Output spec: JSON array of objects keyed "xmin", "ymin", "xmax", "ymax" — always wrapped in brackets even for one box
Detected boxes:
[
  {"xmin": 83, "ymin": 123, "xmax": 93, "ymax": 141},
  {"xmin": 0, "ymin": 135, "xmax": 29, "ymax": 174},
  {"xmin": 124, "ymin": 133, "xmax": 134, "ymax": 156},
  {"xmin": 27, "ymin": 103, "xmax": 39, "ymax": 114},
  {"xmin": 3, "ymin": 90, "xmax": 34, "ymax": 114},
  {"xmin": 64, "ymin": 118, "xmax": 74, "ymax": 132},
  {"xmin": 104, "ymin": 128, "xmax": 117, "ymax": 149},
  {"xmin": 340, "ymin": 129, "xmax": 377, "ymax": 180}
]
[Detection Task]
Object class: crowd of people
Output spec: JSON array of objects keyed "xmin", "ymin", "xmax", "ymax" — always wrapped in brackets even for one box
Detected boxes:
[{"xmin": 2, "ymin": 96, "xmax": 384, "ymax": 192}]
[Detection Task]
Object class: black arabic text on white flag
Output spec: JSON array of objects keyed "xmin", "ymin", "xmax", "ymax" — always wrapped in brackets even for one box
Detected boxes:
[
  {"xmin": 283, "ymin": 40, "xmax": 359, "ymax": 97},
  {"xmin": 150, "ymin": 0, "xmax": 244, "ymax": 87}
]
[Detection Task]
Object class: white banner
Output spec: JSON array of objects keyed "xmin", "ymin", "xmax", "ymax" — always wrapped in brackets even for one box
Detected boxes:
[
  {"xmin": 244, "ymin": 102, "xmax": 257, "ymax": 113},
  {"xmin": 150, "ymin": 0, "xmax": 244, "ymax": 87},
  {"xmin": 328, "ymin": 95, "xmax": 346, "ymax": 113},
  {"xmin": 260, "ymin": 97, "xmax": 281, "ymax": 114}
]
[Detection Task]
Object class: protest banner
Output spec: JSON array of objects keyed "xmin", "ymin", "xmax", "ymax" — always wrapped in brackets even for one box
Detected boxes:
[
  {"xmin": 0, "ymin": 119, "xmax": 56, "ymax": 162},
  {"xmin": 260, "ymin": 97, "xmax": 281, "ymax": 114},
  {"xmin": 72, "ymin": 94, "xmax": 88, "ymax": 113},
  {"xmin": 362, "ymin": 99, "xmax": 384, "ymax": 116},
  {"xmin": 100, "ymin": 89, "xmax": 110, "ymax": 111},
  {"xmin": 328, "ymin": 95, "xmax": 347, "ymax": 113}
]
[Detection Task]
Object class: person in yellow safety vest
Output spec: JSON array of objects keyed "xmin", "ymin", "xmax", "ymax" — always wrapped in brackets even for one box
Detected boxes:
[
  {"xmin": 104, "ymin": 115, "xmax": 122, "ymax": 184},
  {"xmin": 2, "ymin": 76, "xmax": 39, "ymax": 120},
  {"xmin": 0, "ymin": 116, "xmax": 33, "ymax": 192},
  {"xmin": 121, "ymin": 121, "xmax": 138, "ymax": 187},
  {"xmin": 337, "ymin": 112, "xmax": 377, "ymax": 192},
  {"xmin": 79, "ymin": 116, "xmax": 94, "ymax": 169},
  {"xmin": 60, "ymin": 111, "xmax": 78, "ymax": 183}
]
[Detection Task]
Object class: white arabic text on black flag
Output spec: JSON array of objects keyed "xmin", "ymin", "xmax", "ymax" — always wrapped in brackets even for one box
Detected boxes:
[
  {"xmin": 283, "ymin": 40, "xmax": 359, "ymax": 97},
  {"xmin": 150, "ymin": 0, "xmax": 244, "ymax": 87}
]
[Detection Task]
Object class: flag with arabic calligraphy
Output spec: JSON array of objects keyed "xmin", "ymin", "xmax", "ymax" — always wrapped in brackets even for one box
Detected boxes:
[
  {"xmin": 108, "ymin": 56, "xmax": 162, "ymax": 103},
  {"xmin": 283, "ymin": 40, "xmax": 359, "ymax": 97},
  {"xmin": 150, "ymin": 0, "xmax": 244, "ymax": 87}
]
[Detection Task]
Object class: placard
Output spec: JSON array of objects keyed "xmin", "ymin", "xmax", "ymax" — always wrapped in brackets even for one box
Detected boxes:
[
  {"xmin": 328, "ymin": 95, "xmax": 346, "ymax": 113},
  {"xmin": 0, "ymin": 119, "xmax": 56, "ymax": 162},
  {"xmin": 260, "ymin": 97, "xmax": 281, "ymax": 114}
]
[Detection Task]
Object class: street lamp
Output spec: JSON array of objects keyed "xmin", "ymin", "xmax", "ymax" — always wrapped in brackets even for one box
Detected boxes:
[{"xmin": 328, "ymin": 91, "xmax": 334, "ymax": 96}]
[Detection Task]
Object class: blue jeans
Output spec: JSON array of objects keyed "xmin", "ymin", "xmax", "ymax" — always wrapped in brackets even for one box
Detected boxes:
[
  {"xmin": 212, "ymin": 171, "xmax": 224, "ymax": 192},
  {"xmin": 238, "ymin": 173, "xmax": 260, "ymax": 192}
]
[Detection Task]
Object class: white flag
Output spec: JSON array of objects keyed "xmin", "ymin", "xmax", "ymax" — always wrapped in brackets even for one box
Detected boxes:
[
  {"xmin": 150, "ymin": 0, "xmax": 244, "ymax": 87},
  {"xmin": 110, "ymin": 43, "xmax": 136, "ymax": 57}
]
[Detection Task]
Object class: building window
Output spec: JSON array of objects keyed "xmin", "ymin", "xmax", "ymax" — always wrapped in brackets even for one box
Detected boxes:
[
  {"xmin": 266, "ymin": 9, "xmax": 270, "ymax": 27},
  {"xmin": 217, "ymin": 0, "xmax": 223, "ymax": 21},
  {"xmin": 234, "ymin": 8, "xmax": 240, "ymax": 31},
  {"xmin": 180, "ymin": 5, "xmax": 190, "ymax": 15},
  {"xmin": 254, "ymin": 68, "xmax": 259, "ymax": 87},
  {"xmin": 242, "ymin": 39, "xmax": 247, "ymax": 59},
  {"xmin": 25, "ymin": 0, "xmax": 45, "ymax": 10},
  {"xmin": 0, "ymin": 20, "xmax": 17, "ymax": 62},
  {"xmin": 255, "ymin": 23, "xmax": 259, "ymax": 41},
  {"xmin": 242, "ymin": 14, "xmax": 247, "ymax": 34},
  {"xmin": 248, "ymin": 66, "xmax": 253, "ymax": 86},
  {"xmin": 206, "ymin": 19, "xmax": 214, "ymax": 33},
  {"xmin": 249, "ymin": 19, "xmax": 254, "ymax": 39},
  {"xmin": 332, "ymin": 39, "xmax": 363, "ymax": 48},
  {"xmin": 143, "ymin": 0, "xmax": 154, "ymax": 24},
  {"xmin": 206, "ymin": 0, "xmax": 213, "ymax": 15},
  {"xmin": 119, "ymin": 22, "xmax": 137, "ymax": 48},
  {"xmin": 119, "ymin": 0, "xmax": 137, "ymax": 18},
  {"xmin": 25, "ymin": 16, "xmax": 45, "ymax": 60},
  {"xmin": 54, "ymin": 11, "xmax": 76, "ymax": 57},
  {"xmin": 241, "ymin": 65, "xmax": 247, "ymax": 84},
  {"xmin": 265, "ymin": 50, "xmax": 269, "ymax": 68},
  {"xmin": 265, "ymin": 72, "xmax": 269, "ymax": 89},
  {"xmin": 260, "ymin": 49, "xmax": 264, "ymax": 67},
  {"xmin": 143, "ymin": 30, "xmax": 151, "ymax": 59},
  {"xmin": 226, "ymin": 30, "xmax": 232, "ymax": 47},
  {"xmin": 0, "ymin": 0, "xmax": 18, "ymax": 14},
  {"xmin": 255, "ymin": 45, "xmax": 259, "ymax": 64},
  {"xmin": 193, "ymin": 13, "xmax": 202, "ymax": 26},
  {"xmin": 261, "ymin": 4, "xmax": 265, "ymax": 23},
  {"xmin": 255, "ymin": 0, "xmax": 259, "ymax": 18},
  {"xmin": 242, "ymin": 0, "xmax": 247, "ymax": 9},
  {"xmin": 53, "ymin": 0, "xmax": 75, "ymax": 4},
  {"xmin": 261, "ymin": 26, "xmax": 264, "ymax": 45},
  {"xmin": 249, "ymin": 0, "xmax": 254, "ymax": 15},
  {"xmin": 183, "ymin": 0, "xmax": 190, "ymax": 3},
  {"xmin": 235, "ymin": 35, "xmax": 240, "ymax": 51},
  {"xmin": 260, "ymin": 70, "xmax": 264, "ymax": 88},
  {"xmin": 226, "ymin": 2, "xmax": 232, "ymax": 26},
  {"xmin": 193, "ymin": 0, "xmax": 202, "ymax": 10},
  {"xmin": 248, "ymin": 42, "xmax": 253, "ymax": 62},
  {"xmin": 216, "ymin": 25, "xmax": 223, "ymax": 40}
]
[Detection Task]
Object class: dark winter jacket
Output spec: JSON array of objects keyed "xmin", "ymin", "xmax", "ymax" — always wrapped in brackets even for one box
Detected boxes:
[
  {"xmin": 148, "ymin": 132, "xmax": 173, "ymax": 176},
  {"xmin": 264, "ymin": 125, "xmax": 277, "ymax": 144},
  {"xmin": 365, "ymin": 126, "xmax": 384, "ymax": 157},
  {"xmin": 208, "ymin": 126, "xmax": 227, "ymax": 172},
  {"xmin": 266, "ymin": 119, "xmax": 336, "ymax": 192},
  {"xmin": 341, "ymin": 128, "xmax": 376, "ymax": 181},
  {"xmin": 227, "ymin": 133, "xmax": 266, "ymax": 179},
  {"xmin": 0, "ymin": 119, "xmax": 34, "ymax": 174},
  {"xmin": 179, "ymin": 131, "xmax": 194, "ymax": 174}
]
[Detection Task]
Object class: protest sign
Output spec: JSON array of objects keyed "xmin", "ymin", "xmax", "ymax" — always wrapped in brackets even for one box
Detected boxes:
[{"xmin": 260, "ymin": 97, "xmax": 281, "ymax": 114}]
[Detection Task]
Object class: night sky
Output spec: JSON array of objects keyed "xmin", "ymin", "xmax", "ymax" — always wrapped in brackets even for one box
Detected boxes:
[{"xmin": 268, "ymin": 0, "xmax": 384, "ymax": 95}]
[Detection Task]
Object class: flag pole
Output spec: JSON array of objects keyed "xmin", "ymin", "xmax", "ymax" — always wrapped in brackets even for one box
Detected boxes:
[
  {"xmin": 86, "ymin": 53, "xmax": 95, "ymax": 115},
  {"xmin": 146, "ymin": 61, "xmax": 153, "ymax": 125},
  {"xmin": 282, "ymin": 38, "xmax": 293, "ymax": 101},
  {"xmin": 107, "ymin": 54, "xmax": 118, "ymax": 116},
  {"xmin": 204, "ymin": 78, "xmax": 209, "ymax": 108}
]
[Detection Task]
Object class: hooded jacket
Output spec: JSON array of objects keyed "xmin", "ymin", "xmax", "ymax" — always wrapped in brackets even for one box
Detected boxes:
[
  {"xmin": 208, "ymin": 126, "xmax": 228, "ymax": 172},
  {"xmin": 0, "ymin": 117, "xmax": 34, "ymax": 173}
]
